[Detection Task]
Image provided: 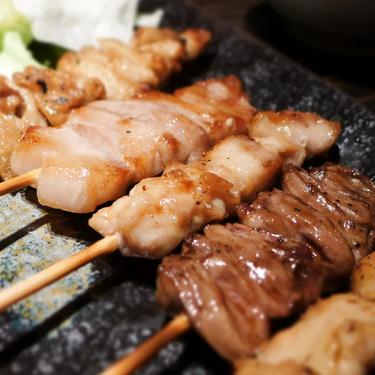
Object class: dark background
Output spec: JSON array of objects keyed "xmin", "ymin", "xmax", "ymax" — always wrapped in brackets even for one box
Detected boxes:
[{"xmin": 191, "ymin": 0, "xmax": 375, "ymax": 113}]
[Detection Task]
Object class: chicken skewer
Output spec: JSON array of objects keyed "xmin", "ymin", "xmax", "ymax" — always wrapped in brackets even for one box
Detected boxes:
[
  {"xmin": 1, "ymin": 75, "xmax": 254, "ymax": 212},
  {"xmin": 235, "ymin": 292, "xmax": 375, "ymax": 375},
  {"xmin": 89, "ymin": 110, "xmax": 340, "ymax": 258},
  {"xmin": 0, "ymin": 134, "xmax": 303, "ymax": 312},
  {"xmin": 0, "ymin": 27, "xmax": 212, "ymax": 180},
  {"xmin": 100, "ymin": 161, "xmax": 375, "ymax": 375},
  {"xmin": 351, "ymin": 245, "xmax": 375, "ymax": 300},
  {"xmin": 13, "ymin": 27, "xmax": 212, "ymax": 126},
  {"xmin": 56, "ymin": 27, "xmax": 213, "ymax": 103},
  {"xmin": 0, "ymin": 111, "xmax": 340, "ymax": 312}
]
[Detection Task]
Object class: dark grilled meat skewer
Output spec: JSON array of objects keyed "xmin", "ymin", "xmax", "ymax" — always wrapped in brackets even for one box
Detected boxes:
[{"xmin": 157, "ymin": 163, "xmax": 375, "ymax": 361}]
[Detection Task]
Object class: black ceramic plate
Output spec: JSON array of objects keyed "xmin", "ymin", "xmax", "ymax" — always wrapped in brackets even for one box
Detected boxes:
[{"xmin": 0, "ymin": 1, "xmax": 374, "ymax": 374}]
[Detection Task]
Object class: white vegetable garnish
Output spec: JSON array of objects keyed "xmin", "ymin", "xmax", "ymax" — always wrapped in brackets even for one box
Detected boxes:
[
  {"xmin": 13, "ymin": 0, "xmax": 163, "ymax": 51},
  {"xmin": 136, "ymin": 8, "xmax": 164, "ymax": 28}
]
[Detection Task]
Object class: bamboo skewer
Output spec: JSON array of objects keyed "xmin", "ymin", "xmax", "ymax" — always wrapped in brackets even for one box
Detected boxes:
[
  {"xmin": 0, "ymin": 234, "xmax": 119, "ymax": 313},
  {"xmin": 0, "ymin": 168, "xmax": 40, "ymax": 196},
  {"xmin": 97, "ymin": 312, "xmax": 249, "ymax": 375},
  {"xmin": 99, "ymin": 313, "xmax": 191, "ymax": 375}
]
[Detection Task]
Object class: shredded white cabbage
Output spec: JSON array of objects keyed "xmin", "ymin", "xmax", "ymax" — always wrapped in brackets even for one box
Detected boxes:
[{"xmin": 12, "ymin": 0, "xmax": 163, "ymax": 51}]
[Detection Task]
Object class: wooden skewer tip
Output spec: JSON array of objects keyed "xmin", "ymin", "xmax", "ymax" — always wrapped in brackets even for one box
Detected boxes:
[
  {"xmin": 0, "ymin": 234, "xmax": 119, "ymax": 313},
  {"xmin": 99, "ymin": 313, "xmax": 191, "ymax": 375},
  {"xmin": 0, "ymin": 168, "xmax": 41, "ymax": 196}
]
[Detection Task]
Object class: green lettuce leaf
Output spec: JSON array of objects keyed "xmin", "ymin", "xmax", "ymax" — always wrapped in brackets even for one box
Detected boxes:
[
  {"xmin": 0, "ymin": 31, "xmax": 42, "ymax": 78},
  {"xmin": 0, "ymin": 0, "xmax": 32, "ymax": 50}
]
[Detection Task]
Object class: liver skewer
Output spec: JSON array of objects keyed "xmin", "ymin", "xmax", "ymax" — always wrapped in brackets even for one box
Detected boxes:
[{"xmin": 99, "ymin": 161, "xmax": 375, "ymax": 375}]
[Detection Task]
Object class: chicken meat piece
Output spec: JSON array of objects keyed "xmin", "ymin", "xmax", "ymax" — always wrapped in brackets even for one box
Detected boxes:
[
  {"xmin": 0, "ymin": 114, "xmax": 29, "ymax": 180},
  {"xmin": 352, "ymin": 251, "xmax": 375, "ymax": 300},
  {"xmin": 90, "ymin": 108, "xmax": 343, "ymax": 257},
  {"xmin": 0, "ymin": 27, "xmax": 212, "ymax": 181},
  {"xmin": 0, "ymin": 75, "xmax": 47, "ymax": 127},
  {"xmin": 57, "ymin": 27, "xmax": 212, "ymax": 100},
  {"xmin": 11, "ymin": 76, "xmax": 254, "ymax": 213},
  {"xmin": 236, "ymin": 293, "xmax": 375, "ymax": 375},
  {"xmin": 0, "ymin": 76, "xmax": 48, "ymax": 180},
  {"xmin": 235, "ymin": 360, "xmax": 315, "ymax": 375},
  {"xmin": 248, "ymin": 110, "xmax": 341, "ymax": 159},
  {"xmin": 13, "ymin": 66, "xmax": 106, "ymax": 126},
  {"xmin": 90, "ymin": 135, "xmax": 306, "ymax": 258},
  {"xmin": 129, "ymin": 27, "xmax": 212, "ymax": 77}
]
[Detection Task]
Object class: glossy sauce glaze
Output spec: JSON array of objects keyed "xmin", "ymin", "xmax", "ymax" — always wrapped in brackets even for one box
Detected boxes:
[{"xmin": 157, "ymin": 163, "xmax": 375, "ymax": 361}]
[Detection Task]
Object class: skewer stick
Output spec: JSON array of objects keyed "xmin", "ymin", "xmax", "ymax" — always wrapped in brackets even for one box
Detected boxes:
[
  {"xmin": 0, "ymin": 234, "xmax": 119, "ymax": 313},
  {"xmin": 99, "ymin": 313, "xmax": 191, "ymax": 375},
  {"xmin": 0, "ymin": 168, "xmax": 40, "ymax": 196},
  {"xmin": 98, "ymin": 312, "xmax": 249, "ymax": 375}
]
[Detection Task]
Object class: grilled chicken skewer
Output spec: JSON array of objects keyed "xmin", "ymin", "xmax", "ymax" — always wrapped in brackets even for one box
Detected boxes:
[
  {"xmin": 4, "ymin": 76, "xmax": 254, "ymax": 212},
  {"xmin": 0, "ymin": 110, "xmax": 344, "ymax": 374},
  {"xmin": 0, "ymin": 110, "xmax": 336, "ymax": 318},
  {"xmin": 89, "ymin": 134, "xmax": 305, "ymax": 258},
  {"xmin": 249, "ymin": 110, "xmax": 341, "ymax": 159},
  {"xmin": 103, "ymin": 161, "xmax": 375, "ymax": 375},
  {"xmin": 0, "ymin": 110, "xmax": 340, "ymax": 312},
  {"xmin": 0, "ymin": 27, "xmax": 211, "ymax": 180},
  {"xmin": 57, "ymin": 27, "xmax": 212, "ymax": 102},
  {"xmin": 0, "ymin": 133, "xmax": 304, "ymax": 312},
  {"xmin": 352, "ymin": 248, "xmax": 375, "ymax": 300},
  {"xmin": 90, "ymin": 110, "xmax": 340, "ymax": 258},
  {"xmin": 235, "ymin": 293, "xmax": 375, "ymax": 375}
]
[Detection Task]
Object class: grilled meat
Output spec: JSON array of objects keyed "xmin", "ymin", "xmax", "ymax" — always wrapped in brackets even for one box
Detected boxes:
[
  {"xmin": 0, "ymin": 75, "xmax": 47, "ymax": 127},
  {"xmin": 89, "ymin": 109, "xmax": 339, "ymax": 258},
  {"xmin": 0, "ymin": 27, "xmax": 211, "ymax": 181},
  {"xmin": 11, "ymin": 76, "xmax": 254, "ymax": 213},
  {"xmin": 57, "ymin": 27, "xmax": 212, "ymax": 100},
  {"xmin": 0, "ymin": 76, "xmax": 48, "ymax": 180},
  {"xmin": 157, "ymin": 163, "xmax": 375, "ymax": 361},
  {"xmin": 157, "ymin": 222, "xmax": 322, "ymax": 360},
  {"xmin": 89, "ymin": 135, "xmax": 305, "ymax": 258},
  {"xmin": 239, "ymin": 190, "xmax": 352, "ymax": 286},
  {"xmin": 248, "ymin": 110, "xmax": 341, "ymax": 159},
  {"xmin": 352, "ymin": 249, "xmax": 375, "ymax": 301},
  {"xmin": 0, "ymin": 114, "xmax": 30, "ymax": 180},
  {"xmin": 283, "ymin": 163, "xmax": 375, "ymax": 263},
  {"xmin": 13, "ymin": 66, "xmax": 105, "ymax": 126},
  {"xmin": 235, "ymin": 293, "xmax": 375, "ymax": 375}
]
